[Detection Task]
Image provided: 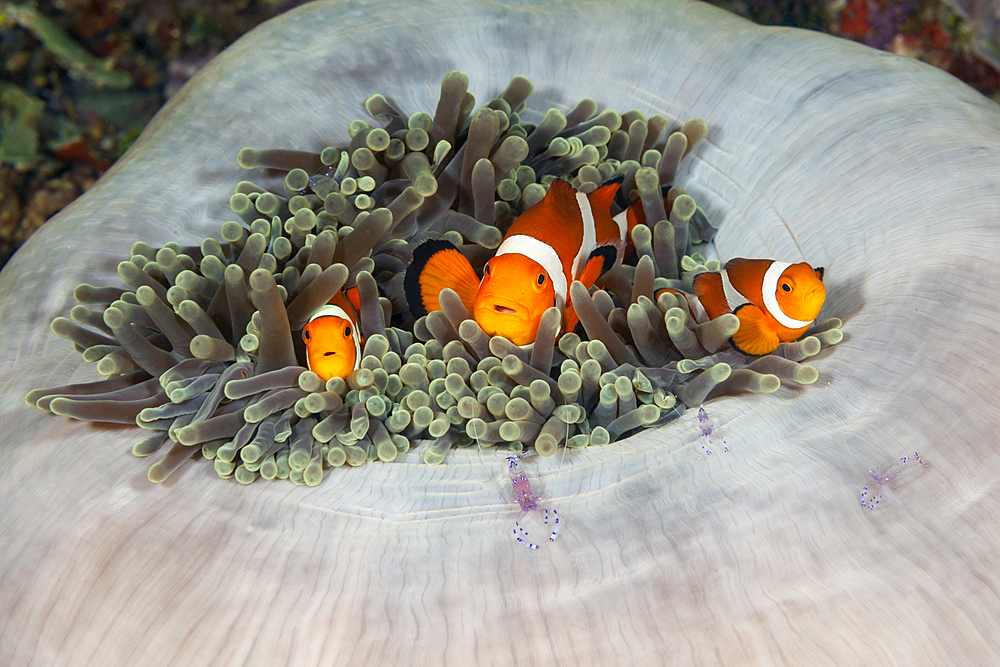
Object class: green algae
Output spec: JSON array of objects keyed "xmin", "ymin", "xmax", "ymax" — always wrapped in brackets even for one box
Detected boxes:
[
  {"xmin": 2, "ymin": 3, "xmax": 131, "ymax": 89},
  {"xmin": 0, "ymin": 83, "xmax": 44, "ymax": 168}
]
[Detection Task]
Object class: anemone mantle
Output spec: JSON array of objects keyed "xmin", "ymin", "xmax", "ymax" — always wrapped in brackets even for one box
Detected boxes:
[{"xmin": 3, "ymin": 0, "xmax": 1000, "ymax": 664}]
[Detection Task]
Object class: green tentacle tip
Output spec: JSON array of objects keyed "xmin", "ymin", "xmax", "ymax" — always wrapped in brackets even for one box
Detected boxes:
[
  {"xmin": 284, "ymin": 169, "xmax": 310, "ymax": 194},
  {"xmin": 817, "ymin": 329, "xmax": 844, "ymax": 346},
  {"xmin": 423, "ymin": 449, "xmax": 446, "ymax": 465},
  {"xmin": 759, "ymin": 374, "xmax": 781, "ymax": 393},
  {"xmin": 709, "ymin": 363, "xmax": 731, "ymax": 382},
  {"xmin": 303, "ymin": 461, "xmax": 323, "ymax": 486},
  {"xmin": 796, "ymin": 365, "xmax": 820, "ymax": 384},
  {"xmin": 288, "ymin": 449, "xmax": 310, "ymax": 471},
  {"xmin": 377, "ymin": 440, "xmax": 397, "ymax": 462},
  {"xmin": 147, "ymin": 463, "xmax": 169, "ymax": 484},
  {"xmin": 237, "ymin": 148, "xmax": 261, "ymax": 169},
  {"xmin": 327, "ymin": 445, "xmax": 347, "ymax": 467}
]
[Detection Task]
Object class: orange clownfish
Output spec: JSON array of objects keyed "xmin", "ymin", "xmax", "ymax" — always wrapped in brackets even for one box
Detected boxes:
[
  {"xmin": 302, "ymin": 287, "xmax": 363, "ymax": 382},
  {"xmin": 405, "ymin": 178, "xmax": 646, "ymax": 345},
  {"xmin": 693, "ymin": 258, "xmax": 826, "ymax": 356}
]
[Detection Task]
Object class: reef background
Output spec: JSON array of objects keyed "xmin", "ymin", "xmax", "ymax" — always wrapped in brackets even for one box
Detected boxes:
[{"xmin": 2, "ymin": 0, "xmax": 1000, "ymax": 269}]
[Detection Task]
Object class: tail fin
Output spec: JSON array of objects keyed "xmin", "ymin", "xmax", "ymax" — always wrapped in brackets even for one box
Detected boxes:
[
  {"xmin": 404, "ymin": 239, "xmax": 480, "ymax": 317},
  {"xmin": 602, "ymin": 172, "xmax": 670, "ymax": 259},
  {"xmin": 625, "ymin": 185, "xmax": 671, "ymax": 256}
]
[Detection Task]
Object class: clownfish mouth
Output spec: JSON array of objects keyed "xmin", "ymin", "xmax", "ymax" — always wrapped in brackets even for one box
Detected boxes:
[
  {"xmin": 493, "ymin": 305, "xmax": 517, "ymax": 314},
  {"xmin": 323, "ymin": 351, "xmax": 337, "ymax": 356}
]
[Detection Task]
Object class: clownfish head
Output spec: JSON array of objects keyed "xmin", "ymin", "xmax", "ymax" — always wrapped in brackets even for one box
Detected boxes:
[
  {"xmin": 302, "ymin": 309, "xmax": 359, "ymax": 382},
  {"xmin": 473, "ymin": 254, "xmax": 556, "ymax": 346},
  {"xmin": 773, "ymin": 263, "xmax": 826, "ymax": 324}
]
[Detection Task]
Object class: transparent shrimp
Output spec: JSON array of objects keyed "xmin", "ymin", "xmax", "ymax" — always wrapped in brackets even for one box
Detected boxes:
[
  {"xmin": 697, "ymin": 407, "xmax": 728, "ymax": 455},
  {"xmin": 507, "ymin": 451, "xmax": 559, "ymax": 549},
  {"xmin": 471, "ymin": 420, "xmax": 561, "ymax": 550},
  {"xmin": 861, "ymin": 452, "xmax": 930, "ymax": 510},
  {"xmin": 308, "ymin": 151, "xmax": 348, "ymax": 193}
]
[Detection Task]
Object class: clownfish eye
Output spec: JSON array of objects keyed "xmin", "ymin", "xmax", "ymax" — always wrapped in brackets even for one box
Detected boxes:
[
  {"xmin": 537, "ymin": 273, "xmax": 545, "ymax": 285},
  {"xmin": 303, "ymin": 329, "xmax": 311, "ymax": 341},
  {"xmin": 781, "ymin": 283, "xmax": 791, "ymax": 292},
  {"xmin": 484, "ymin": 263, "xmax": 490, "ymax": 276},
  {"xmin": 344, "ymin": 325, "xmax": 352, "ymax": 337}
]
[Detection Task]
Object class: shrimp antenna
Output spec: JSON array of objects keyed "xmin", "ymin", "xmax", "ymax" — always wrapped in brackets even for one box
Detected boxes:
[{"xmin": 559, "ymin": 419, "xmax": 569, "ymax": 466}]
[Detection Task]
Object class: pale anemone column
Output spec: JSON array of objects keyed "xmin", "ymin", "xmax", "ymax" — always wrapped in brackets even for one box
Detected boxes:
[{"xmin": 2, "ymin": 0, "xmax": 1000, "ymax": 664}]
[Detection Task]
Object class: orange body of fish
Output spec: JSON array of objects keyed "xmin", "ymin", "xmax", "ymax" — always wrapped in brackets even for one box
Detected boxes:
[
  {"xmin": 302, "ymin": 287, "xmax": 363, "ymax": 382},
  {"xmin": 405, "ymin": 178, "xmax": 649, "ymax": 345},
  {"xmin": 693, "ymin": 258, "xmax": 826, "ymax": 356}
]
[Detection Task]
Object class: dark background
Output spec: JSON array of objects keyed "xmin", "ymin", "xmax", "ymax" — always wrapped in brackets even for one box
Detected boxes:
[{"xmin": 2, "ymin": 0, "xmax": 997, "ymax": 269}]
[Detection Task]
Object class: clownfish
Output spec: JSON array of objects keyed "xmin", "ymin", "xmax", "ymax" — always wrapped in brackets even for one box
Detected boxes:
[
  {"xmin": 404, "ymin": 178, "xmax": 649, "ymax": 345},
  {"xmin": 693, "ymin": 258, "xmax": 826, "ymax": 356},
  {"xmin": 302, "ymin": 287, "xmax": 363, "ymax": 382}
]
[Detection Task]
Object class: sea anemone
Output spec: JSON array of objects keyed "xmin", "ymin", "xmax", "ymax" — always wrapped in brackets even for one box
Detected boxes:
[
  {"xmin": 2, "ymin": 0, "xmax": 999, "ymax": 663},
  {"xmin": 23, "ymin": 69, "xmax": 838, "ymax": 486}
]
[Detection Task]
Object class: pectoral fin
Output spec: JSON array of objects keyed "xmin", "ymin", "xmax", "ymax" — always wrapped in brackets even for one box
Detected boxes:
[
  {"xmin": 578, "ymin": 246, "xmax": 617, "ymax": 288},
  {"xmin": 730, "ymin": 304, "xmax": 781, "ymax": 356},
  {"xmin": 404, "ymin": 239, "xmax": 480, "ymax": 317}
]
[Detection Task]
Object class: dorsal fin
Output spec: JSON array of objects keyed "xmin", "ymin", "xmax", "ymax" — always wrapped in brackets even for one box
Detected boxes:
[
  {"xmin": 587, "ymin": 181, "xmax": 620, "ymax": 215},
  {"xmin": 545, "ymin": 177, "xmax": 576, "ymax": 202},
  {"xmin": 598, "ymin": 172, "xmax": 630, "ymax": 211},
  {"xmin": 723, "ymin": 257, "xmax": 752, "ymax": 272},
  {"xmin": 342, "ymin": 285, "xmax": 361, "ymax": 314}
]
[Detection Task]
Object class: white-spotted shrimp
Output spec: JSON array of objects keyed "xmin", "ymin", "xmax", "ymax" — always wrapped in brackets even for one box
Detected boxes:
[
  {"xmin": 697, "ymin": 407, "xmax": 728, "ymax": 455},
  {"xmin": 861, "ymin": 452, "xmax": 930, "ymax": 510},
  {"xmin": 507, "ymin": 451, "xmax": 559, "ymax": 549}
]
